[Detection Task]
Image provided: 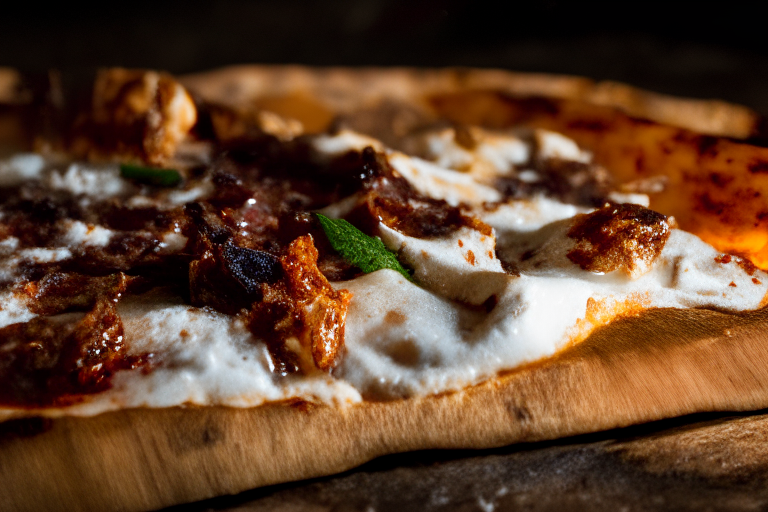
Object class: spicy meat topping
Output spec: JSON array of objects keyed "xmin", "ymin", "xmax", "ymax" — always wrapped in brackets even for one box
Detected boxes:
[
  {"xmin": 567, "ymin": 203, "xmax": 670, "ymax": 278},
  {"xmin": 248, "ymin": 235, "xmax": 352, "ymax": 375},
  {"xmin": 0, "ymin": 272, "xmax": 145, "ymax": 406}
]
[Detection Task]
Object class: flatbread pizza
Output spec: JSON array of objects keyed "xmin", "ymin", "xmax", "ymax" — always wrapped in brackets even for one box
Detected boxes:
[{"xmin": 1, "ymin": 66, "xmax": 768, "ymax": 512}]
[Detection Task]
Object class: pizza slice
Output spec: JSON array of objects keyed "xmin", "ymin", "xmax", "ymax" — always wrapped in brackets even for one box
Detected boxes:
[{"xmin": 1, "ymin": 67, "xmax": 767, "ymax": 512}]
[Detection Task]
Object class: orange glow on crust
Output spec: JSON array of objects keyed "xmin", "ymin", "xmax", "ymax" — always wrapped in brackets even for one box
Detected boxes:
[{"xmin": 561, "ymin": 293, "xmax": 652, "ymax": 351}]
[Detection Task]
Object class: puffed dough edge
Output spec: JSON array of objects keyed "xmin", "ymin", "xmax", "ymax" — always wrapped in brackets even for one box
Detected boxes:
[{"xmin": 180, "ymin": 65, "xmax": 762, "ymax": 138}]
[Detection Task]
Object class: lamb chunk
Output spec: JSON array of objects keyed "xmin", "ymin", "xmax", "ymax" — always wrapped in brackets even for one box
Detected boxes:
[
  {"xmin": 203, "ymin": 102, "xmax": 303, "ymax": 143},
  {"xmin": 71, "ymin": 68, "xmax": 196, "ymax": 164},
  {"xmin": 0, "ymin": 287, "xmax": 144, "ymax": 406},
  {"xmin": 567, "ymin": 203, "xmax": 670, "ymax": 278},
  {"xmin": 496, "ymin": 158, "xmax": 613, "ymax": 207},
  {"xmin": 349, "ymin": 147, "xmax": 492, "ymax": 239},
  {"xmin": 23, "ymin": 272, "xmax": 132, "ymax": 316},
  {"xmin": 248, "ymin": 235, "xmax": 352, "ymax": 374},
  {"xmin": 188, "ymin": 236, "xmax": 282, "ymax": 314}
]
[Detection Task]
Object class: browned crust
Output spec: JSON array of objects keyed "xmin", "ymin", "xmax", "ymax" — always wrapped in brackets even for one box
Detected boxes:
[
  {"xmin": 180, "ymin": 65, "xmax": 761, "ymax": 138},
  {"xmin": 3, "ymin": 66, "xmax": 768, "ymax": 511},
  {"xmin": 3, "ymin": 306, "xmax": 768, "ymax": 512}
]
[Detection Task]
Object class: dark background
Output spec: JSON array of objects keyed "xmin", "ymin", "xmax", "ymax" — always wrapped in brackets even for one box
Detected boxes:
[{"xmin": 3, "ymin": 1, "xmax": 768, "ymax": 112}]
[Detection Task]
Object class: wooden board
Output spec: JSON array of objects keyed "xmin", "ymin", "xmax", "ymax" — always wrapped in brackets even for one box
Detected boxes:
[
  {"xmin": 191, "ymin": 410, "xmax": 768, "ymax": 511},
  {"xmin": 3, "ymin": 306, "xmax": 768, "ymax": 511}
]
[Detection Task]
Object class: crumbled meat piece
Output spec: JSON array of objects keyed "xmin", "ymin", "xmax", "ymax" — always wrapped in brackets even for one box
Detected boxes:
[
  {"xmin": 203, "ymin": 102, "xmax": 303, "ymax": 143},
  {"xmin": 70, "ymin": 233, "xmax": 162, "ymax": 273},
  {"xmin": 349, "ymin": 147, "xmax": 492, "ymax": 238},
  {"xmin": 23, "ymin": 271, "xmax": 132, "ymax": 316},
  {"xmin": 736, "ymin": 256, "xmax": 759, "ymax": 276},
  {"xmin": 70, "ymin": 68, "xmax": 196, "ymax": 164},
  {"xmin": 188, "ymin": 236, "xmax": 281, "ymax": 314},
  {"xmin": 184, "ymin": 201, "xmax": 233, "ymax": 244},
  {"xmin": 715, "ymin": 254, "xmax": 732, "ymax": 264},
  {"xmin": 0, "ymin": 287, "xmax": 144, "ymax": 406},
  {"xmin": 567, "ymin": 203, "xmax": 670, "ymax": 278},
  {"xmin": 248, "ymin": 235, "xmax": 352, "ymax": 374},
  {"xmin": 496, "ymin": 158, "xmax": 613, "ymax": 207},
  {"xmin": 1, "ymin": 191, "xmax": 80, "ymax": 248}
]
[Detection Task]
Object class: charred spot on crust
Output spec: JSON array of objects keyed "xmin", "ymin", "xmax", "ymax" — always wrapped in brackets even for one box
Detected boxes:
[
  {"xmin": 749, "ymin": 160, "xmax": 768, "ymax": 174},
  {"xmin": 708, "ymin": 173, "xmax": 734, "ymax": 188},
  {"xmin": 695, "ymin": 192, "xmax": 728, "ymax": 216},
  {"xmin": 695, "ymin": 135, "xmax": 720, "ymax": 157},
  {"xmin": 566, "ymin": 119, "xmax": 610, "ymax": 132},
  {"xmin": 567, "ymin": 203, "xmax": 670, "ymax": 278}
]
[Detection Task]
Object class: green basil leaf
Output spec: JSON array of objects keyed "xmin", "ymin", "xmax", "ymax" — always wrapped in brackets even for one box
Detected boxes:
[
  {"xmin": 315, "ymin": 213, "xmax": 414, "ymax": 282},
  {"xmin": 120, "ymin": 164, "xmax": 182, "ymax": 187}
]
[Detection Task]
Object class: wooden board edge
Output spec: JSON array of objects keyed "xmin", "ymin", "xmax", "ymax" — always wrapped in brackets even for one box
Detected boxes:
[{"xmin": 3, "ymin": 306, "xmax": 768, "ymax": 512}]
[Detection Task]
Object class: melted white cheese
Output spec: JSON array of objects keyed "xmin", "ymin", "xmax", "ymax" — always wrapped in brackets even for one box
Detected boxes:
[
  {"xmin": 0, "ymin": 290, "xmax": 34, "ymax": 329},
  {"xmin": 0, "ymin": 153, "xmax": 46, "ymax": 187},
  {"xmin": 312, "ymin": 129, "xmax": 384, "ymax": 156},
  {"xmin": 389, "ymin": 153, "xmax": 502, "ymax": 206},
  {"xmin": 335, "ymin": 215, "xmax": 767, "ymax": 398},
  {"xmin": 110, "ymin": 291, "xmax": 361, "ymax": 409},
  {"xmin": 61, "ymin": 220, "xmax": 113, "ymax": 247},
  {"xmin": 535, "ymin": 130, "xmax": 592, "ymax": 163},
  {"xmin": 420, "ymin": 126, "xmax": 530, "ymax": 178},
  {"xmin": 47, "ymin": 163, "xmax": 132, "ymax": 197}
]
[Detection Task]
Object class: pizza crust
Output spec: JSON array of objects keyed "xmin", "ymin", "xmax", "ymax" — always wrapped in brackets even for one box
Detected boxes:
[
  {"xmin": 3, "ymin": 305, "xmax": 768, "ymax": 512},
  {"xmin": 180, "ymin": 65, "xmax": 762, "ymax": 138},
  {"xmin": 3, "ymin": 66, "xmax": 768, "ymax": 511}
]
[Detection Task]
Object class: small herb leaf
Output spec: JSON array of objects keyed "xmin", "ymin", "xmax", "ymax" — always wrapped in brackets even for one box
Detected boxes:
[
  {"xmin": 120, "ymin": 164, "xmax": 182, "ymax": 187},
  {"xmin": 315, "ymin": 213, "xmax": 413, "ymax": 282}
]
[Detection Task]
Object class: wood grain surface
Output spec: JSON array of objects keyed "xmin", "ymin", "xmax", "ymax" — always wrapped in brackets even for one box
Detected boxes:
[{"xmin": 175, "ymin": 410, "xmax": 768, "ymax": 512}]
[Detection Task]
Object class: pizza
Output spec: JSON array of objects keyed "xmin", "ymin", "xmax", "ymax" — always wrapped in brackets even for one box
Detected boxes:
[{"xmin": 2, "ymin": 66, "xmax": 768, "ymax": 511}]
